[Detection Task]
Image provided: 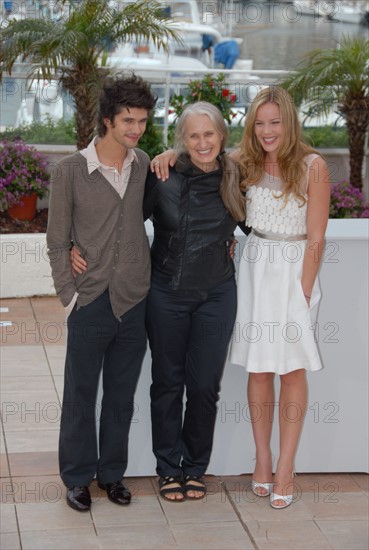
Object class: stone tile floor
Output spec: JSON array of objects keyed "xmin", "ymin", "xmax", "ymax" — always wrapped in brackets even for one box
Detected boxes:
[{"xmin": 1, "ymin": 297, "xmax": 368, "ymax": 549}]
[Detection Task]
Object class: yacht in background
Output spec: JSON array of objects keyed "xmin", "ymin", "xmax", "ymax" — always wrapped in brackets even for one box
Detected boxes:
[
  {"xmin": 292, "ymin": 1, "xmax": 320, "ymax": 17},
  {"xmin": 292, "ymin": 1, "xmax": 340, "ymax": 18},
  {"xmin": 107, "ymin": 1, "xmax": 256, "ymax": 81},
  {"xmin": 328, "ymin": 1, "xmax": 369, "ymax": 25},
  {"xmin": 293, "ymin": 0, "xmax": 369, "ymax": 24}
]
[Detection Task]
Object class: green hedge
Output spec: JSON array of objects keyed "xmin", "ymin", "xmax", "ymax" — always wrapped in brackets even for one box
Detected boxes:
[
  {"xmin": 227, "ymin": 125, "xmax": 353, "ymax": 149},
  {"xmin": 2, "ymin": 120, "xmax": 363, "ymax": 155},
  {"xmin": 302, "ymin": 126, "xmax": 349, "ymax": 148},
  {"xmin": 0, "ymin": 117, "xmax": 76, "ymax": 145},
  {"xmin": 0, "ymin": 116, "xmax": 165, "ymax": 158}
]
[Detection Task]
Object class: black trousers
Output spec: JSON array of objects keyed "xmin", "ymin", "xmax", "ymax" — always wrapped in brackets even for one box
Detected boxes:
[
  {"xmin": 146, "ymin": 276, "xmax": 237, "ymax": 478},
  {"xmin": 59, "ymin": 290, "xmax": 147, "ymax": 488}
]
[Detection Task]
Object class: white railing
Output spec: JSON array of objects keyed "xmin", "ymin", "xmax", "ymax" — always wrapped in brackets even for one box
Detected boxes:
[
  {"xmin": 1, "ymin": 64, "xmax": 291, "ymax": 144},
  {"xmin": 135, "ymin": 66, "xmax": 290, "ymax": 144}
]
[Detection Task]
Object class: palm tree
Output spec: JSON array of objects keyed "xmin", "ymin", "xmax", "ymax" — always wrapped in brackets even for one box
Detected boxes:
[
  {"xmin": 0, "ymin": 0, "xmax": 178, "ymax": 149},
  {"xmin": 281, "ymin": 36, "xmax": 369, "ymax": 189}
]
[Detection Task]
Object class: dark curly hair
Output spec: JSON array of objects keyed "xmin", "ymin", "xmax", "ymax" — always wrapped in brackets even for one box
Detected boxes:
[{"xmin": 97, "ymin": 73, "xmax": 157, "ymax": 137}]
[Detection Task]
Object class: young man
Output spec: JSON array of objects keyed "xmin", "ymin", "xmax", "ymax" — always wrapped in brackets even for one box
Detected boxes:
[{"xmin": 47, "ymin": 74, "xmax": 157, "ymax": 512}]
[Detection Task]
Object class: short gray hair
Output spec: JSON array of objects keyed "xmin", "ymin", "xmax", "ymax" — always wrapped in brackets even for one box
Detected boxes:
[{"xmin": 174, "ymin": 101, "xmax": 228, "ymax": 153}]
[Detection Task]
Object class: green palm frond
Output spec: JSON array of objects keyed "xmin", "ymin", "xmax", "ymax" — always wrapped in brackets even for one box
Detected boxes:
[
  {"xmin": 282, "ymin": 36, "xmax": 369, "ymax": 107},
  {"xmin": 282, "ymin": 35, "xmax": 369, "ymax": 189},
  {"xmin": 0, "ymin": 0, "xmax": 178, "ymax": 75},
  {"xmin": 0, "ymin": 19, "xmax": 53, "ymax": 73},
  {"xmin": 110, "ymin": 0, "xmax": 179, "ymax": 49},
  {"xmin": 0, "ymin": 0, "xmax": 179, "ymax": 149}
]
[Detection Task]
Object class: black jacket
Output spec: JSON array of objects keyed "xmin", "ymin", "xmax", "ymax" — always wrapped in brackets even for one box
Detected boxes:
[{"xmin": 143, "ymin": 154, "xmax": 247, "ymax": 291}]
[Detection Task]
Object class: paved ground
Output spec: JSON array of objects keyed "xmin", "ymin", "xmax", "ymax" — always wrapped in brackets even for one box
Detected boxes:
[{"xmin": 1, "ymin": 297, "xmax": 368, "ymax": 550}]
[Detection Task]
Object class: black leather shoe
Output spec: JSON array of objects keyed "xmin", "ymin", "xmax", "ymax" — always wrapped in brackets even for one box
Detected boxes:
[
  {"xmin": 66, "ymin": 486, "xmax": 91, "ymax": 512},
  {"xmin": 98, "ymin": 480, "xmax": 131, "ymax": 505}
]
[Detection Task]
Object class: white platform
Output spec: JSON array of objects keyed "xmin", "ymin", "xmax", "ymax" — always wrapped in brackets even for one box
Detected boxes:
[
  {"xmin": 1, "ymin": 220, "xmax": 368, "ymax": 473},
  {"xmin": 127, "ymin": 219, "xmax": 369, "ymax": 475}
]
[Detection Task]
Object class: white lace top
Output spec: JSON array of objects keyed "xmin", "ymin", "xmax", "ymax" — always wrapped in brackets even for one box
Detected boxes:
[{"xmin": 246, "ymin": 154, "xmax": 318, "ymax": 236}]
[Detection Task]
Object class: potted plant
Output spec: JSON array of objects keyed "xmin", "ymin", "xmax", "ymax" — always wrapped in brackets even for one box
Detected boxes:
[
  {"xmin": 0, "ymin": 139, "xmax": 50, "ymax": 220},
  {"xmin": 170, "ymin": 73, "xmax": 237, "ymax": 123},
  {"xmin": 165, "ymin": 73, "xmax": 238, "ymax": 145}
]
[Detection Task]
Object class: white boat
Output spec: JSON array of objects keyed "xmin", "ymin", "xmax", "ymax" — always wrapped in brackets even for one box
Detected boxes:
[
  {"xmin": 328, "ymin": 1, "xmax": 369, "ymax": 25},
  {"xmin": 293, "ymin": 0, "xmax": 369, "ymax": 22},
  {"xmin": 107, "ymin": 0, "xmax": 253, "ymax": 75},
  {"xmin": 14, "ymin": 0, "xmax": 257, "ymax": 127},
  {"xmin": 292, "ymin": 1, "xmax": 320, "ymax": 16},
  {"xmin": 107, "ymin": 43, "xmax": 259, "ymax": 91},
  {"xmin": 292, "ymin": 0, "xmax": 336, "ymax": 18},
  {"xmin": 107, "ymin": 46, "xmax": 211, "ymax": 79},
  {"xmin": 122, "ymin": 1, "xmax": 247, "ymax": 61},
  {"xmin": 121, "ymin": 0, "xmax": 230, "ymax": 59}
]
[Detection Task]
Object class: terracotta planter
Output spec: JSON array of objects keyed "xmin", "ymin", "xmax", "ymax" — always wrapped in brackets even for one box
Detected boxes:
[{"xmin": 7, "ymin": 193, "xmax": 38, "ymax": 221}]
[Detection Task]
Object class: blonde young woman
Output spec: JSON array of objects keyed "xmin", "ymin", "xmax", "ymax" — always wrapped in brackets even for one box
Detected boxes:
[
  {"xmin": 228, "ymin": 86, "xmax": 330, "ymax": 509},
  {"xmin": 151, "ymin": 87, "xmax": 330, "ymax": 509}
]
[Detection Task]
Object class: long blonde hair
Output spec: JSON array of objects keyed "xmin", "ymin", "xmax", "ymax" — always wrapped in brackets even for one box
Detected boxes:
[
  {"xmin": 175, "ymin": 102, "xmax": 245, "ymax": 221},
  {"xmin": 238, "ymin": 87, "xmax": 319, "ymax": 203}
]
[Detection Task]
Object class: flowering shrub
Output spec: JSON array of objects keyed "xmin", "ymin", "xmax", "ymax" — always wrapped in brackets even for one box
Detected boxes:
[
  {"xmin": 0, "ymin": 140, "xmax": 50, "ymax": 212},
  {"xmin": 330, "ymin": 181, "xmax": 369, "ymax": 218},
  {"xmin": 170, "ymin": 73, "xmax": 237, "ymax": 124}
]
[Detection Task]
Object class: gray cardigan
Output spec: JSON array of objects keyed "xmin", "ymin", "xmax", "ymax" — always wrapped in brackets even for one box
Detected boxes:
[{"xmin": 47, "ymin": 149, "xmax": 151, "ymax": 320}]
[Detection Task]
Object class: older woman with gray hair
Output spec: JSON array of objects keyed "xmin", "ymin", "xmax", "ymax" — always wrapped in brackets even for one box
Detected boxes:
[{"xmin": 143, "ymin": 101, "xmax": 246, "ymax": 502}]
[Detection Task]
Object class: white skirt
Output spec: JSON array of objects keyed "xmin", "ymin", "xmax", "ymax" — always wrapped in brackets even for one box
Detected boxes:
[{"xmin": 229, "ymin": 233, "xmax": 323, "ymax": 374}]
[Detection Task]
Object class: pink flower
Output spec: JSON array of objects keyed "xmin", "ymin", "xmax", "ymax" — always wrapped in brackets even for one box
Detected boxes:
[{"xmin": 330, "ymin": 181, "xmax": 369, "ymax": 218}]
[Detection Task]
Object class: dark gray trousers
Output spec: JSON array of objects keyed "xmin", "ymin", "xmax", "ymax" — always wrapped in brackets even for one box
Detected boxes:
[{"xmin": 59, "ymin": 290, "xmax": 147, "ymax": 487}]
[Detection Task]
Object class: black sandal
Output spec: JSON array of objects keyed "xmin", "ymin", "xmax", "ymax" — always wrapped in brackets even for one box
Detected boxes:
[
  {"xmin": 159, "ymin": 476, "xmax": 185, "ymax": 502},
  {"xmin": 184, "ymin": 475, "xmax": 206, "ymax": 500}
]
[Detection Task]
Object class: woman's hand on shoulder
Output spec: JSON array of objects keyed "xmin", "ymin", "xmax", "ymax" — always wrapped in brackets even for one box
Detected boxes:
[{"xmin": 150, "ymin": 149, "xmax": 177, "ymax": 181}]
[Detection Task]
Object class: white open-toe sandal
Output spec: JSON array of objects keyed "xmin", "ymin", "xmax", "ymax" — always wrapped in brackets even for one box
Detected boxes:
[
  {"xmin": 270, "ymin": 471, "xmax": 296, "ymax": 509},
  {"xmin": 251, "ymin": 481, "xmax": 273, "ymax": 497},
  {"xmin": 270, "ymin": 492, "xmax": 293, "ymax": 509}
]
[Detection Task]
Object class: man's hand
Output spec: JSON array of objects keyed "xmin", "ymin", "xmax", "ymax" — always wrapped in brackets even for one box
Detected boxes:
[
  {"xmin": 70, "ymin": 246, "xmax": 87, "ymax": 277},
  {"xmin": 229, "ymin": 239, "xmax": 238, "ymax": 260}
]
